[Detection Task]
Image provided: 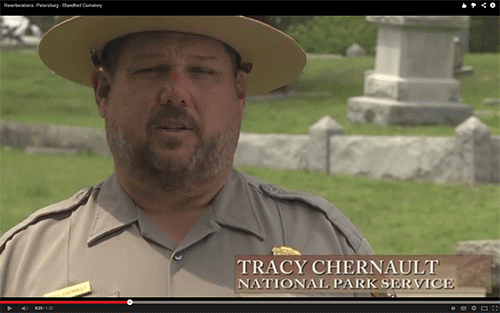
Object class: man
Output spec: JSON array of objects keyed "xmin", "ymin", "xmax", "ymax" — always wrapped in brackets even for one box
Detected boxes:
[{"xmin": 0, "ymin": 16, "xmax": 376, "ymax": 297}]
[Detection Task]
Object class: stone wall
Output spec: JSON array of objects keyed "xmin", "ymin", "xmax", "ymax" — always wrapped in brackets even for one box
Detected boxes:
[
  {"xmin": 491, "ymin": 136, "xmax": 500, "ymax": 184},
  {"xmin": 0, "ymin": 121, "xmax": 111, "ymax": 157},
  {"xmin": 234, "ymin": 133, "xmax": 310, "ymax": 170},
  {"xmin": 236, "ymin": 116, "xmax": 499, "ymax": 185},
  {"xmin": 327, "ymin": 135, "xmax": 458, "ymax": 183},
  {"xmin": 1, "ymin": 116, "xmax": 499, "ymax": 185}
]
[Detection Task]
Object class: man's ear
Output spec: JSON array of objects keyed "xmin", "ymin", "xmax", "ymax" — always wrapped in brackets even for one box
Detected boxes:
[
  {"xmin": 235, "ymin": 70, "xmax": 248, "ymax": 113},
  {"xmin": 91, "ymin": 67, "xmax": 112, "ymax": 118}
]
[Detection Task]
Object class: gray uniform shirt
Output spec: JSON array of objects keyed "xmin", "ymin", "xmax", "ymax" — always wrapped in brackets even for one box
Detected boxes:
[{"xmin": 0, "ymin": 168, "xmax": 374, "ymax": 297}]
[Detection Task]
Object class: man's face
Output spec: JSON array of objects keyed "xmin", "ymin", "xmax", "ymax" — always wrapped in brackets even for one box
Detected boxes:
[{"xmin": 95, "ymin": 31, "xmax": 247, "ymax": 193}]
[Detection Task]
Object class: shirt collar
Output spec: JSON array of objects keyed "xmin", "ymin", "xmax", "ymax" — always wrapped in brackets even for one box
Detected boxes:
[
  {"xmin": 211, "ymin": 168, "xmax": 265, "ymax": 241},
  {"xmin": 87, "ymin": 168, "xmax": 265, "ymax": 246},
  {"xmin": 87, "ymin": 173, "xmax": 138, "ymax": 246}
]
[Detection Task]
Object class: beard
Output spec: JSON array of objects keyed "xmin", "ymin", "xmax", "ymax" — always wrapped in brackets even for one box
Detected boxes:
[{"xmin": 106, "ymin": 117, "xmax": 241, "ymax": 194}]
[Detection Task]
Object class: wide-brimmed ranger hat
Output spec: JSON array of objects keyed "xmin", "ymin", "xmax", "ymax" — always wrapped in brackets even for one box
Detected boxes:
[{"xmin": 38, "ymin": 16, "xmax": 306, "ymax": 96}]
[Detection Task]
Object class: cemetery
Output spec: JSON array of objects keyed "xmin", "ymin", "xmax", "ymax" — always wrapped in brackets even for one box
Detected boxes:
[
  {"xmin": 2, "ymin": 16, "xmax": 498, "ymax": 185},
  {"xmin": 1, "ymin": 16, "xmax": 499, "ymax": 296}
]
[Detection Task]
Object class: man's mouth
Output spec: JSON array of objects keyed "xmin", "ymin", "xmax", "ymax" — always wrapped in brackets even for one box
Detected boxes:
[
  {"xmin": 157, "ymin": 119, "xmax": 194, "ymax": 131},
  {"xmin": 159, "ymin": 126, "xmax": 190, "ymax": 131}
]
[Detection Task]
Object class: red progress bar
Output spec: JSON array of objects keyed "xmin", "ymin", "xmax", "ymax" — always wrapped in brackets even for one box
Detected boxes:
[{"xmin": 0, "ymin": 301, "xmax": 126, "ymax": 304}]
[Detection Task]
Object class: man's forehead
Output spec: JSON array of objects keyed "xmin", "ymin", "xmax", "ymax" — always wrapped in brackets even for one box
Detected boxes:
[{"xmin": 121, "ymin": 31, "xmax": 227, "ymax": 55}]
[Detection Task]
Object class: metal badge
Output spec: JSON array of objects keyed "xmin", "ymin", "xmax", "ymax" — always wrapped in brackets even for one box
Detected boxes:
[
  {"xmin": 43, "ymin": 281, "xmax": 92, "ymax": 297},
  {"xmin": 272, "ymin": 246, "xmax": 302, "ymax": 255}
]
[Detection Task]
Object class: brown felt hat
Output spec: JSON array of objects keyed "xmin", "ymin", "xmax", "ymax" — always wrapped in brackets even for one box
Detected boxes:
[{"xmin": 38, "ymin": 16, "xmax": 306, "ymax": 96}]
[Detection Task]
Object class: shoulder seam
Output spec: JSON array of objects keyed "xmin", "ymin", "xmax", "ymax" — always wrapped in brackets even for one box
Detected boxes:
[
  {"xmin": 234, "ymin": 170, "xmax": 366, "ymax": 252},
  {"xmin": 0, "ymin": 187, "xmax": 93, "ymax": 254},
  {"xmin": 259, "ymin": 183, "xmax": 364, "ymax": 252}
]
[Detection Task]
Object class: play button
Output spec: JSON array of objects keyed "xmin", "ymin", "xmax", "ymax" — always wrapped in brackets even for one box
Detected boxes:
[{"xmin": 7, "ymin": 306, "xmax": 12, "ymax": 311}]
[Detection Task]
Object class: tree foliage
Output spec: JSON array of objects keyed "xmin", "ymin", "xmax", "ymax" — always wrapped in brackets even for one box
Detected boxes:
[
  {"xmin": 285, "ymin": 16, "xmax": 378, "ymax": 55},
  {"xmin": 469, "ymin": 16, "xmax": 500, "ymax": 53},
  {"xmin": 14, "ymin": 16, "xmax": 500, "ymax": 54},
  {"xmin": 284, "ymin": 16, "xmax": 499, "ymax": 54}
]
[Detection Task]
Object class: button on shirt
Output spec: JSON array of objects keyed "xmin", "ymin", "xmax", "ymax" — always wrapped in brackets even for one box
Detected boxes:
[{"xmin": 0, "ymin": 169, "xmax": 374, "ymax": 297}]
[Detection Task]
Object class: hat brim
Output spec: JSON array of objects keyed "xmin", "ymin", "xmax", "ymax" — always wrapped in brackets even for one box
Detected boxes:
[{"xmin": 38, "ymin": 16, "xmax": 306, "ymax": 96}]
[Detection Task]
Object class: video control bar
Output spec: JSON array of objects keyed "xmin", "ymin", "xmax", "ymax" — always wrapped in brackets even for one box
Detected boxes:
[{"xmin": 1, "ymin": 300, "xmax": 499, "ymax": 312}]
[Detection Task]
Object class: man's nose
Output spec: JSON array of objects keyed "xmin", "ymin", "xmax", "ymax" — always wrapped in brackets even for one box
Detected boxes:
[{"xmin": 158, "ymin": 68, "xmax": 192, "ymax": 105}]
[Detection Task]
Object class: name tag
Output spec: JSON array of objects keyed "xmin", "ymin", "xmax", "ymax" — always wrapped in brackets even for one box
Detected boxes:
[{"xmin": 43, "ymin": 281, "xmax": 92, "ymax": 297}]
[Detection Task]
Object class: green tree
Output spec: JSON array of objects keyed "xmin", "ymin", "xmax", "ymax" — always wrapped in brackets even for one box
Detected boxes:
[
  {"xmin": 469, "ymin": 16, "xmax": 500, "ymax": 53},
  {"xmin": 25, "ymin": 16, "xmax": 58, "ymax": 34},
  {"xmin": 285, "ymin": 16, "xmax": 378, "ymax": 55}
]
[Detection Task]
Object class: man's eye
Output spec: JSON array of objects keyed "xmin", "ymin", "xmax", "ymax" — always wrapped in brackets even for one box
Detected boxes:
[
  {"xmin": 130, "ymin": 66, "xmax": 215, "ymax": 76},
  {"xmin": 143, "ymin": 67, "xmax": 169, "ymax": 73},
  {"xmin": 130, "ymin": 66, "xmax": 169, "ymax": 75},
  {"xmin": 190, "ymin": 67, "xmax": 215, "ymax": 75}
]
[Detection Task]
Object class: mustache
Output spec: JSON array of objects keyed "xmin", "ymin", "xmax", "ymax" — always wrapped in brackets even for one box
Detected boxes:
[{"xmin": 147, "ymin": 104, "xmax": 199, "ymax": 132}]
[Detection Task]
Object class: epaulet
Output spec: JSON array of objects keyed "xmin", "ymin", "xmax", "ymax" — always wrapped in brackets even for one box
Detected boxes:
[
  {"xmin": 257, "ymin": 181, "xmax": 365, "ymax": 252},
  {"xmin": 0, "ymin": 187, "xmax": 93, "ymax": 253}
]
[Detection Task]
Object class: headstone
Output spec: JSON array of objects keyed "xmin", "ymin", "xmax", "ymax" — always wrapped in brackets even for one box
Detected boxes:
[
  {"xmin": 455, "ymin": 116, "xmax": 492, "ymax": 184},
  {"xmin": 484, "ymin": 98, "xmax": 500, "ymax": 107},
  {"xmin": 453, "ymin": 37, "xmax": 474, "ymax": 77},
  {"xmin": 347, "ymin": 16, "xmax": 474, "ymax": 126},
  {"xmin": 307, "ymin": 116, "xmax": 344, "ymax": 174},
  {"xmin": 346, "ymin": 43, "xmax": 366, "ymax": 57},
  {"xmin": 457, "ymin": 26, "xmax": 469, "ymax": 54},
  {"xmin": 456, "ymin": 240, "xmax": 500, "ymax": 297},
  {"xmin": 453, "ymin": 37, "xmax": 464, "ymax": 69}
]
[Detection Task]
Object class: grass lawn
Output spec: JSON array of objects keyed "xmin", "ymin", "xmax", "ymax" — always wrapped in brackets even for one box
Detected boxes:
[
  {"xmin": 1, "ymin": 48, "xmax": 499, "ymax": 255},
  {"xmin": 1, "ymin": 49, "xmax": 498, "ymax": 136},
  {"xmin": 2, "ymin": 147, "xmax": 499, "ymax": 255}
]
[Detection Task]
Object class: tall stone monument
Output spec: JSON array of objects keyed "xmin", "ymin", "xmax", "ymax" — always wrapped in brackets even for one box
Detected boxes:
[
  {"xmin": 347, "ymin": 16, "xmax": 474, "ymax": 126},
  {"xmin": 453, "ymin": 37, "xmax": 474, "ymax": 77}
]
